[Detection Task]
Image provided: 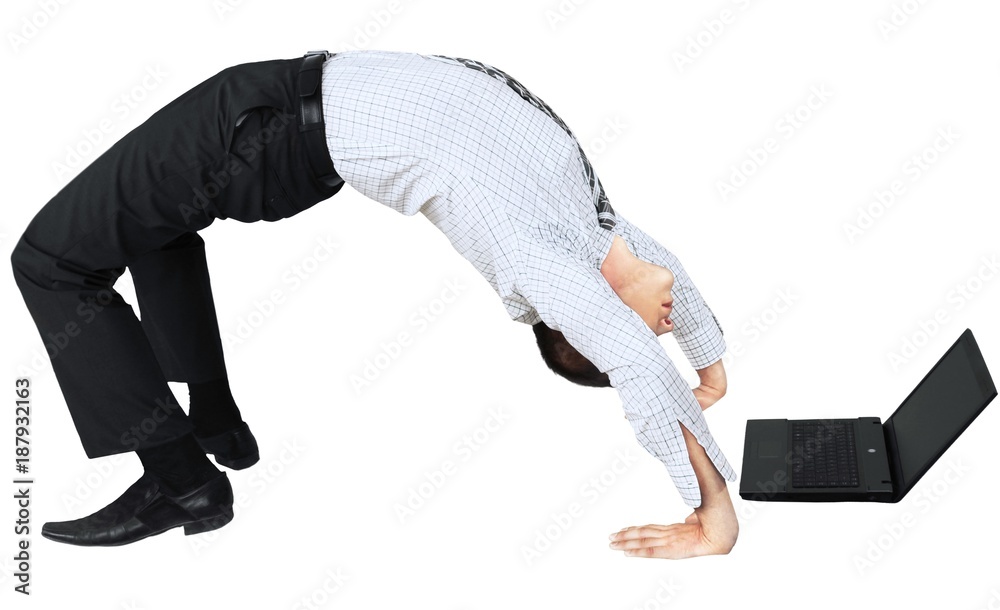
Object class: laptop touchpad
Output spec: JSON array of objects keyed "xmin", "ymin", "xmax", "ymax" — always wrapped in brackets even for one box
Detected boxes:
[{"xmin": 758, "ymin": 440, "xmax": 781, "ymax": 458}]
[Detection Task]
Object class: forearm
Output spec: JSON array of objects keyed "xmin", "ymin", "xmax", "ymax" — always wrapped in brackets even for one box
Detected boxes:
[
  {"xmin": 696, "ymin": 358, "xmax": 726, "ymax": 394},
  {"xmin": 678, "ymin": 421, "xmax": 728, "ymax": 506},
  {"xmin": 679, "ymin": 420, "xmax": 738, "ymax": 551},
  {"xmin": 693, "ymin": 358, "xmax": 727, "ymax": 410}
]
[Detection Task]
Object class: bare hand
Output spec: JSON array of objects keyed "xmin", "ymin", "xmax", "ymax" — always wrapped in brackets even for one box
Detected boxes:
[{"xmin": 608, "ymin": 511, "xmax": 737, "ymax": 559}]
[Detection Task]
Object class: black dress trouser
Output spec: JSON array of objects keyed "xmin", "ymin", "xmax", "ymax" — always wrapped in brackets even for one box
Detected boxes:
[{"xmin": 10, "ymin": 54, "xmax": 344, "ymax": 458}]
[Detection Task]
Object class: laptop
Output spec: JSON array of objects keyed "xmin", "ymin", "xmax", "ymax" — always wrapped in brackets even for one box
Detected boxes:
[{"xmin": 740, "ymin": 328, "xmax": 996, "ymax": 502}]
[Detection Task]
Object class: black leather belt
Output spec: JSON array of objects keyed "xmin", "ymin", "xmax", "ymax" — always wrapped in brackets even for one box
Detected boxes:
[{"xmin": 297, "ymin": 50, "xmax": 343, "ymax": 190}]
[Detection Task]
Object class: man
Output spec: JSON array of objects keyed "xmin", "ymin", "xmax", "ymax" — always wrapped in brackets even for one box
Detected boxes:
[{"xmin": 11, "ymin": 50, "xmax": 738, "ymax": 557}]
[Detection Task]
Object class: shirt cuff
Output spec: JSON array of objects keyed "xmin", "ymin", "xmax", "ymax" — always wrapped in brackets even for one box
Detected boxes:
[{"xmin": 674, "ymin": 310, "xmax": 727, "ymax": 370}]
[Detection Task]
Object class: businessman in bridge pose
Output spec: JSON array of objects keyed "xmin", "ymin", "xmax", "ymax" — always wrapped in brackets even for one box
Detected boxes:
[{"xmin": 11, "ymin": 49, "xmax": 737, "ymax": 557}]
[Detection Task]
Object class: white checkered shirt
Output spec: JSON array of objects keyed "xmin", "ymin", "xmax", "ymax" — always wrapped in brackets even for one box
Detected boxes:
[{"xmin": 320, "ymin": 50, "xmax": 735, "ymax": 507}]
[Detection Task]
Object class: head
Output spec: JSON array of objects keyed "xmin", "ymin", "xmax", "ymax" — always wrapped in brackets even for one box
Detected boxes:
[
  {"xmin": 533, "ymin": 322, "xmax": 611, "ymax": 387},
  {"xmin": 533, "ymin": 235, "xmax": 676, "ymax": 388}
]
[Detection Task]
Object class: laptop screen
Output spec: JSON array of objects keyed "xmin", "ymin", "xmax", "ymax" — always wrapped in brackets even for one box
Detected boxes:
[{"xmin": 887, "ymin": 329, "xmax": 997, "ymax": 494}]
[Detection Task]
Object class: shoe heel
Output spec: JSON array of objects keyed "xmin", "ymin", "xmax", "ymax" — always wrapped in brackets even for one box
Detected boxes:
[{"xmin": 184, "ymin": 508, "xmax": 234, "ymax": 536}]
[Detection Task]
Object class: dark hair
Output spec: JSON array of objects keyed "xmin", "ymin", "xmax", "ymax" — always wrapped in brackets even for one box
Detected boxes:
[{"xmin": 532, "ymin": 322, "xmax": 611, "ymax": 388}]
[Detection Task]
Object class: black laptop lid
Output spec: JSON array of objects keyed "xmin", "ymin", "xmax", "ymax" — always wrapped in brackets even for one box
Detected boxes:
[{"xmin": 885, "ymin": 329, "xmax": 997, "ymax": 500}]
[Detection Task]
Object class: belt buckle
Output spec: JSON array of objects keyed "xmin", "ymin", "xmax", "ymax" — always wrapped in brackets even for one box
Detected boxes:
[{"xmin": 304, "ymin": 49, "xmax": 331, "ymax": 59}]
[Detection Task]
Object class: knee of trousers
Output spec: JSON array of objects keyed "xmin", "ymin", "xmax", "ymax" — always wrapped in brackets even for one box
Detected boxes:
[
  {"xmin": 10, "ymin": 233, "xmax": 52, "ymax": 294},
  {"xmin": 10, "ymin": 232, "xmax": 117, "ymax": 299}
]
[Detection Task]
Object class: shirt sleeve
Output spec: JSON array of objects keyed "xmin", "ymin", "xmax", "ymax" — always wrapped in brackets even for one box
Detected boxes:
[
  {"xmin": 516, "ymin": 236, "xmax": 737, "ymax": 508},
  {"xmin": 619, "ymin": 220, "xmax": 726, "ymax": 371}
]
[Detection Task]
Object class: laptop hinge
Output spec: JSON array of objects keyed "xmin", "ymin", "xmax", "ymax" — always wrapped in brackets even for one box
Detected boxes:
[{"xmin": 882, "ymin": 420, "xmax": 904, "ymax": 502}]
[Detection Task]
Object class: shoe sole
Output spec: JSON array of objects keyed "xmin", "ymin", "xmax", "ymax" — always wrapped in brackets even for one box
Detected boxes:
[
  {"xmin": 183, "ymin": 506, "xmax": 235, "ymax": 536},
  {"xmin": 43, "ymin": 508, "xmax": 236, "ymax": 546},
  {"xmin": 213, "ymin": 451, "xmax": 260, "ymax": 471}
]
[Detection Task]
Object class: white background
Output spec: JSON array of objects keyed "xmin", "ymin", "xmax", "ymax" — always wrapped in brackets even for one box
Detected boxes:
[{"xmin": 3, "ymin": 0, "xmax": 1000, "ymax": 608}]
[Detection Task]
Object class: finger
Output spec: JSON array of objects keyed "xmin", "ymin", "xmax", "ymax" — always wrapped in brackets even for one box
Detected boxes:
[
  {"xmin": 610, "ymin": 527, "xmax": 692, "ymax": 550},
  {"xmin": 609, "ymin": 523, "xmax": 669, "ymax": 540},
  {"xmin": 610, "ymin": 525, "xmax": 675, "ymax": 544},
  {"xmin": 611, "ymin": 525, "xmax": 677, "ymax": 540},
  {"xmin": 612, "ymin": 536, "xmax": 664, "ymax": 551},
  {"xmin": 623, "ymin": 542, "xmax": 688, "ymax": 559}
]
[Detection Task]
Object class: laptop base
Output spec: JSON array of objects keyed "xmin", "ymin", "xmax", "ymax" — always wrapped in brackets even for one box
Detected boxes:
[{"xmin": 740, "ymin": 417, "xmax": 896, "ymax": 503}]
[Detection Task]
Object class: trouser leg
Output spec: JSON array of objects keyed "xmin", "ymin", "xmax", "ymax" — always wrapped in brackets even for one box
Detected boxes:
[
  {"xmin": 11, "ymin": 234, "xmax": 194, "ymax": 458},
  {"xmin": 7, "ymin": 74, "xmax": 227, "ymax": 459},
  {"xmin": 9, "ymin": 55, "xmax": 342, "ymax": 460},
  {"xmin": 128, "ymin": 232, "xmax": 246, "ymax": 437},
  {"xmin": 128, "ymin": 231, "xmax": 228, "ymax": 384}
]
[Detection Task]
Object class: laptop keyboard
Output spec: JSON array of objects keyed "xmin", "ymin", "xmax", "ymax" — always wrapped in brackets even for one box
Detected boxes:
[{"xmin": 790, "ymin": 421, "xmax": 860, "ymax": 488}]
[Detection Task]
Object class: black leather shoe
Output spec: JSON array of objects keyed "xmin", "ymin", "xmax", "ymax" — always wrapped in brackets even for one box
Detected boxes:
[
  {"xmin": 41, "ymin": 471, "xmax": 234, "ymax": 546},
  {"xmin": 195, "ymin": 421, "xmax": 260, "ymax": 470}
]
